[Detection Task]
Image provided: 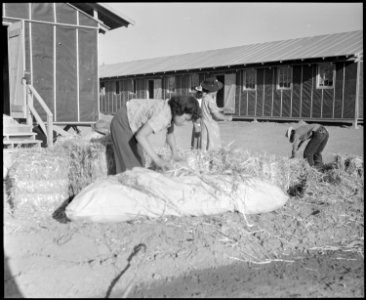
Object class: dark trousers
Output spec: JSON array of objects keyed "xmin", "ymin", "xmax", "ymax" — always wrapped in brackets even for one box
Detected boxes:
[
  {"xmin": 303, "ymin": 126, "xmax": 329, "ymax": 168},
  {"xmin": 110, "ymin": 105, "xmax": 145, "ymax": 174},
  {"xmin": 191, "ymin": 120, "xmax": 202, "ymax": 150}
]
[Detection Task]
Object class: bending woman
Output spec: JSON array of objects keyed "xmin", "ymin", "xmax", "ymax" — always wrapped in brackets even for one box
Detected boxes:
[{"xmin": 110, "ymin": 95, "xmax": 201, "ymax": 173}]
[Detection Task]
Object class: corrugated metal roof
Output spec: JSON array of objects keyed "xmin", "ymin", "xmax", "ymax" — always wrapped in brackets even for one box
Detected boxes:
[{"xmin": 99, "ymin": 30, "xmax": 363, "ymax": 78}]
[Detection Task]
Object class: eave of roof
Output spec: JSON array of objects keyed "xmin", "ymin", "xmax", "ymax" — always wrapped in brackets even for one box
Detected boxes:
[{"xmin": 71, "ymin": 2, "xmax": 134, "ymax": 30}]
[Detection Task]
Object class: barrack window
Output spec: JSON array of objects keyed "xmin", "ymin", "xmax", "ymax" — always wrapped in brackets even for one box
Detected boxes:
[
  {"xmin": 189, "ymin": 73, "xmax": 200, "ymax": 92},
  {"xmin": 166, "ymin": 76, "xmax": 176, "ymax": 93},
  {"xmin": 317, "ymin": 62, "xmax": 334, "ymax": 88},
  {"xmin": 243, "ymin": 69, "xmax": 256, "ymax": 90},
  {"xmin": 277, "ymin": 66, "xmax": 292, "ymax": 89}
]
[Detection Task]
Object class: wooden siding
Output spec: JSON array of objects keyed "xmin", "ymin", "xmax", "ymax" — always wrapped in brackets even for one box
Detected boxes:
[
  {"xmin": 334, "ymin": 63, "xmax": 344, "ymax": 118},
  {"xmin": 273, "ymin": 78, "xmax": 281, "ymax": 117},
  {"xmin": 256, "ymin": 69, "xmax": 264, "ymax": 117},
  {"xmin": 358, "ymin": 61, "xmax": 363, "ymax": 118},
  {"xmin": 235, "ymin": 71, "xmax": 241, "ymax": 115},
  {"xmin": 343, "ymin": 62, "xmax": 357, "ymax": 118},
  {"xmin": 55, "ymin": 26, "xmax": 78, "ymax": 122},
  {"xmin": 3, "ymin": 3, "xmax": 99, "ymax": 28},
  {"xmin": 5, "ymin": 3, "xmax": 29, "ymax": 19},
  {"xmin": 33, "ymin": 23, "xmax": 55, "ymax": 119},
  {"xmin": 55, "ymin": 3, "xmax": 77, "ymax": 25},
  {"xmin": 4, "ymin": 3, "xmax": 101, "ymax": 124},
  {"xmin": 301, "ymin": 65, "xmax": 312, "ymax": 118},
  {"xmin": 282, "ymin": 90, "xmax": 291, "ymax": 118},
  {"xmin": 292, "ymin": 66, "xmax": 301, "ymax": 118},
  {"xmin": 247, "ymin": 91, "xmax": 255, "ymax": 116},
  {"xmin": 311, "ymin": 65, "xmax": 321, "ymax": 118},
  {"xmin": 263, "ymin": 68, "xmax": 273, "ymax": 117},
  {"xmin": 322, "ymin": 88, "xmax": 333, "ymax": 118},
  {"xmin": 240, "ymin": 89, "xmax": 248, "ymax": 116}
]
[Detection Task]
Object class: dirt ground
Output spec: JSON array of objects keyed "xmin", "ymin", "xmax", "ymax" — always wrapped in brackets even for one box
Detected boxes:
[{"xmin": 3, "ymin": 120, "xmax": 364, "ymax": 298}]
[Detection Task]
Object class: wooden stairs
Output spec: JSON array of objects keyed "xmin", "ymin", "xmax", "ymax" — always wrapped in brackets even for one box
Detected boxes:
[{"xmin": 3, "ymin": 123, "xmax": 42, "ymax": 149}]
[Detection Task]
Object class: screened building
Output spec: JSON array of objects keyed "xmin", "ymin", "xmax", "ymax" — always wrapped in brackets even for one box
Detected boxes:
[{"xmin": 2, "ymin": 2, "xmax": 134, "ymax": 125}]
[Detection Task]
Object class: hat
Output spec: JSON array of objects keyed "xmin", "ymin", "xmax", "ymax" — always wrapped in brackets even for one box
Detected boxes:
[
  {"xmin": 285, "ymin": 127, "xmax": 294, "ymax": 142},
  {"xmin": 201, "ymin": 77, "xmax": 223, "ymax": 92}
]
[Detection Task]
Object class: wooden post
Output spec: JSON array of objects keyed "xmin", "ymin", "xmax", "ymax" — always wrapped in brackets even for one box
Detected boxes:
[
  {"xmin": 353, "ymin": 53, "xmax": 362, "ymax": 129},
  {"xmin": 24, "ymin": 79, "xmax": 33, "ymax": 126}
]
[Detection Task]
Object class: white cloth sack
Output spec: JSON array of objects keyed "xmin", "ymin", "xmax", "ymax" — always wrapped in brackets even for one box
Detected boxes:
[{"xmin": 65, "ymin": 167, "xmax": 288, "ymax": 222}]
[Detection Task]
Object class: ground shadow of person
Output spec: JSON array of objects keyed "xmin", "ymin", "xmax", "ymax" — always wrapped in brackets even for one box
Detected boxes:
[
  {"xmin": 4, "ymin": 254, "xmax": 23, "ymax": 297},
  {"xmin": 52, "ymin": 197, "xmax": 73, "ymax": 224}
]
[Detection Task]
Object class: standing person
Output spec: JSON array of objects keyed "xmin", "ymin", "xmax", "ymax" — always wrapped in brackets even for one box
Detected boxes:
[
  {"xmin": 285, "ymin": 123, "xmax": 329, "ymax": 169},
  {"xmin": 191, "ymin": 85, "xmax": 203, "ymax": 149},
  {"xmin": 200, "ymin": 77, "xmax": 232, "ymax": 151},
  {"xmin": 110, "ymin": 95, "xmax": 201, "ymax": 173}
]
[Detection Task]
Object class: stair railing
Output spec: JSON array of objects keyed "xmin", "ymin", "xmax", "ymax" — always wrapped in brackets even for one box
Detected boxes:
[{"xmin": 24, "ymin": 80, "xmax": 53, "ymax": 147}]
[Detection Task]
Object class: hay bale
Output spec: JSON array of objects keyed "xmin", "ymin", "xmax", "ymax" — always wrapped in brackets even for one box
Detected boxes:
[
  {"xmin": 9, "ymin": 191, "xmax": 70, "ymax": 220},
  {"xmin": 8, "ymin": 148, "xmax": 69, "ymax": 181},
  {"xmin": 55, "ymin": 135, "xmax": 115, "ymax": 195},
  {"xmin": 11, "ymin": 179, "xmax": 69, "ymax": 194},
  {"xmin": 6, "ymin": 148, "xmax": 70, "ymax": 213},
  {"xmin": 6, "ymin": 136, "xmax": 116, "ymax": 217}
]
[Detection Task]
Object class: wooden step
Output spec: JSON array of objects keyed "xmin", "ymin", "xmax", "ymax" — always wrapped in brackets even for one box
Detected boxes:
[
  {"xmin": 3, "ymin": 124, "xmax": 33, "ymax": 134},
  {"xmin": 3, "ymin": 132, "xmax": 37, "ymax": 139},
  {"xmin": 3, "ymin": 139, "xmax": 42, "ymax": 147}
]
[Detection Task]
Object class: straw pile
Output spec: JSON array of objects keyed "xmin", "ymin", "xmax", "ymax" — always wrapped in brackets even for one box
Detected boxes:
[
  {"xmin": 139, "ymin": 145, "xmax": 364, "ymax": 262},
  {"xmin": 151, "ymin": 145, "xmax": 364, "ymax": 203}
]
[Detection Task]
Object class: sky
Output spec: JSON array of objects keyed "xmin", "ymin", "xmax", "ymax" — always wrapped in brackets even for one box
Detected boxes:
[{"xmin": 98, "ymin": 2, "xmax": 363, "ymax": 65}]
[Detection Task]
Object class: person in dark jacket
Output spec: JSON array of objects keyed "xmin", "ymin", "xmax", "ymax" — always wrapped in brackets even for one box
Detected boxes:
[
  {"xmin": 191, "ymin": 85, "xmax": 203, "ymax": 149},
  {"xmin": 285, "ymin": 123, "xmax": 329, "ymax": 169}
]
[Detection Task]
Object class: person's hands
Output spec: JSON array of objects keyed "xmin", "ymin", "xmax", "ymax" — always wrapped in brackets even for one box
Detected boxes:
[{"xmin": 154, "ymin": 157, "xmax": 172, "ymax": 171}]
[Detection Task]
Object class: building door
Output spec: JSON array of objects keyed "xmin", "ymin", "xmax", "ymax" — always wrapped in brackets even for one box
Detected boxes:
[
  {"xmin": 216, "ymin": 75, "xmax": 225, "ymax": 107},
  {"xmin": 148, "ymin": 80, "xmax": 154, "ymax": 99},
  {"xmin": 3, "ymin": 25, "xmax": 10, "ymax": 115},
  {"xmin": 153, "ymin": 79, "xmax": 162, "ymax": 99},
  {"xmin": 7, "ymin": 21, "xmax": 27, "ymax": 118},
  {"xmin": 223, "ymin": 73, "xmax": 236, "ymax": 113}
]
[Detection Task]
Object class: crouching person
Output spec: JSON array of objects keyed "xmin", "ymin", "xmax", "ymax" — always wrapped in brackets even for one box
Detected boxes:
[{"xmin": 285, "ymin": 123, "xmax": 329, "ymax": 169}]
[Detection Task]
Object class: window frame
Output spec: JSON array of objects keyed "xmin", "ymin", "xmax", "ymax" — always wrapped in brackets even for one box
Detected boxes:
[
  {"xmin": 242, "ymin": 68, "xmax": 257, "ymax": 91},
  {"xmin": 316, "ymin": 62, "xmax": 335, "ymax": 89},
  {"xmin": 166, "ymin": 76, "xmax": 176, "ymax": 94},
  {"xmin": 276, "ymin": 66, "xmax": 292, "ymax": 90},
  {"xmin": 188, "ymin": 73, "xmax": 200, "ymax": 93}
]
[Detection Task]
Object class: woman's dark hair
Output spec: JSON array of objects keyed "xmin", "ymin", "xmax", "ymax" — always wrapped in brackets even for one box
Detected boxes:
[
  {"xmin": 196, "ymin": 91, "xmax": 203, "ymax": 99},
  {"xmin": 168, "ymin": 95, "xmax": 201, "ymax": 121}
]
